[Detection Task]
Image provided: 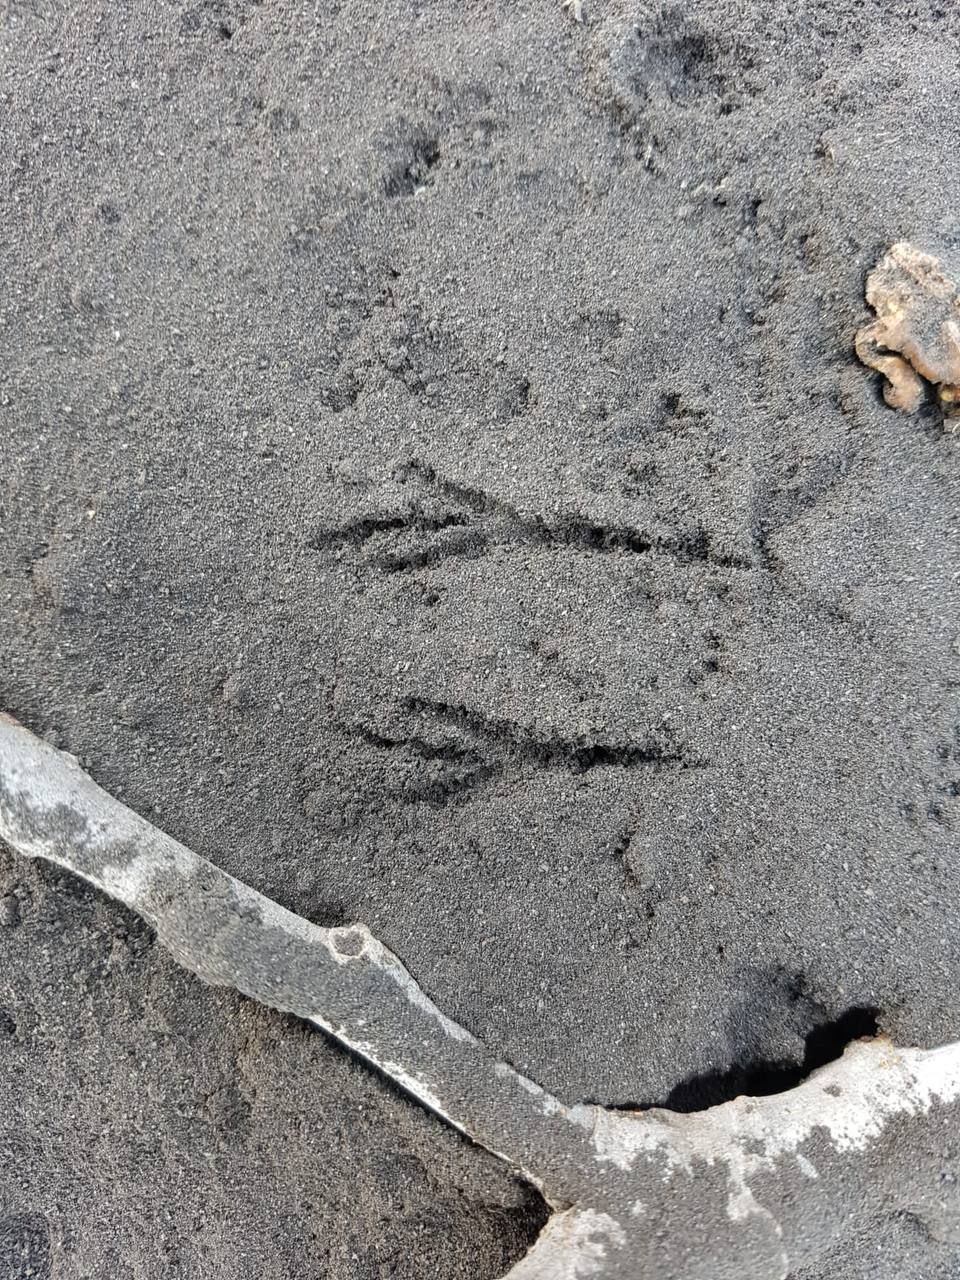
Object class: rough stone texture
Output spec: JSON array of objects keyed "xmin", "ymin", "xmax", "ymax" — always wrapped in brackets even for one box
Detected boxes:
[
  {"xmin": 3, "ymin": 0, "xmax": 960, "ymax": 1275},
  {"xmin": 855, "ymin": 241, "xmax": 960, "ymax": 416}
]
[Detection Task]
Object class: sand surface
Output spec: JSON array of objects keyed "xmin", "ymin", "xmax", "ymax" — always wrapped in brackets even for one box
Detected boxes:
[{"xmin": 3, "ymin": 0, "xmax": 960, "ymax": 1275}]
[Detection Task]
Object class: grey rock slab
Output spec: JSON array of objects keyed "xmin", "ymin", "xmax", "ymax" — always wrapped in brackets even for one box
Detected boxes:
[{"xmin": 1, "ymin": 713, "xmax": 958, "ymax": 1279}]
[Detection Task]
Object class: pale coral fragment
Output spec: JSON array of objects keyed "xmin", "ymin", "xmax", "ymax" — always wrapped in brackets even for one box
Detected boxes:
[{"xmin": 856, "ymin": 241, "xmax": 960, "ymax": 420}]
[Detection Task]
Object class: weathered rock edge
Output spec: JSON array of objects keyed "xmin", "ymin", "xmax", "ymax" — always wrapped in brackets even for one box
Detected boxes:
[{"xmin": 1, "ymin": 713, "xmax": 957, "ymax": 1279}]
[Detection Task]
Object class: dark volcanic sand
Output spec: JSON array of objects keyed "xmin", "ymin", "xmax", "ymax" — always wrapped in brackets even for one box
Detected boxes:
[{"xmin": 2, "ymin": 0, "xmax": 960, "ymax": 1275}]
